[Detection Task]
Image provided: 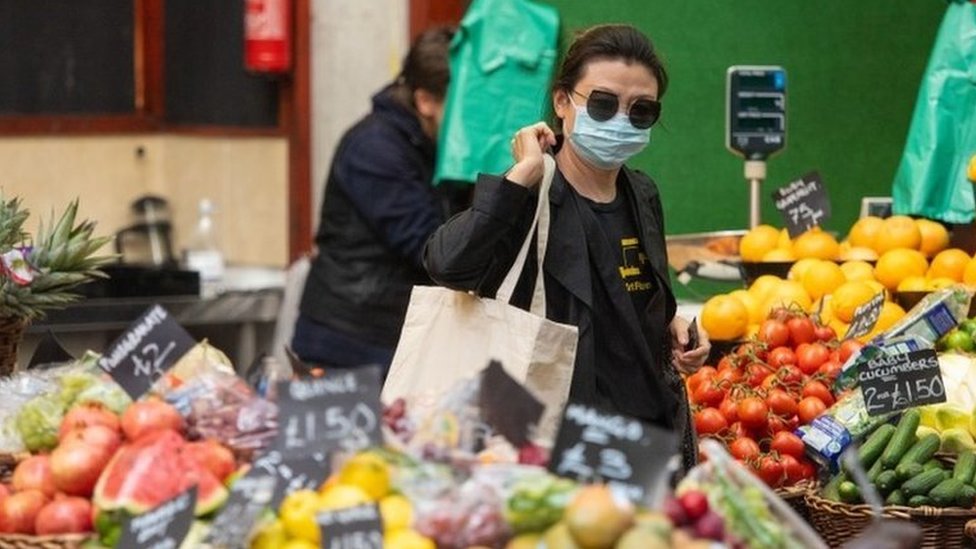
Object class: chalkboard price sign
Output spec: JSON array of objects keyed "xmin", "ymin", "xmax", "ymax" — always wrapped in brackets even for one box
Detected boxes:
[
  {"xmin": 548, "ymin": 403, "xmax": 677, "ymax": 505},
  {"xmin": 317, "ymin": 504, "xmax": 384, "ymax": 549},
  {"xmin": 204, "ymin": 474, "xmax": 276, "ymax": 548},
  {"xmin": 97, "ymin": 304, "xmax": 196, "ymax": 400},
  {"xmin": 772, "ymin": 172, "xmax": 832, "ymax": 238},
  {"xmin": 860, "ymin": 349, "xmax": 946, "ymax": 416},
  {"xmin": 248, "ymin": 449, "xmax": 331, "ymax": 509},
  {"xmin": 276, "ymin": 367, "xmax": 383, "ymax": 457},
  {"xmin": 118, "ymin": 486, "xmax": 197, "ymax": 549},
  {"xmin": 845, "ymin": 292, "xmax": 886, "ymax": 341}
]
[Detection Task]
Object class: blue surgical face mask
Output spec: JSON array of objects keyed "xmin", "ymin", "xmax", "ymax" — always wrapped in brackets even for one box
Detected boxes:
[{"xmin": 568, "ymin": 97, "xmax": 651, "ymax": 170}]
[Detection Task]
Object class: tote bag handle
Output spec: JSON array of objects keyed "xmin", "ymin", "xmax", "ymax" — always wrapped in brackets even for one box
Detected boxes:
[{"xmin": 495, "ymin": 154, "xmax": 555, "ymax": 316}]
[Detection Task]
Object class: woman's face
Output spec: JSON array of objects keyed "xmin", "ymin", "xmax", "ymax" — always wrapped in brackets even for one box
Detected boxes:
[{"xmin": 553, "ymin": 58, "xmax": 659, "ymax": 137}]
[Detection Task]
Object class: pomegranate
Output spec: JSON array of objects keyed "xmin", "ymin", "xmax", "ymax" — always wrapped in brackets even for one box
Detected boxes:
[
  {"xmin": 121, "ymin": 397, "xmax": 184, "ymax": 441},
  {"xmin": 34, "ymin": 496, "xmax": 93, "ymax": 535},
  {"xmin": 62, "ymin": 424, "xmax": 122, "ymax": 455},
  {"xmin": 183, "ymin": 440, "xmax": 236, "ymax": 482},
  {"xmin": 0, "ymin": 489, "xmax": 47, "ymax": 534},
  {"xmin": 58, "ymin": 403, "xmax": 120, "ymax": 441},
  {"xmin": 11, "ymin": 456, "xmax": 56, "ymax": 498},
  {"xmin": 50, "ymin": 441, "xmax": 112, "ymax": 497}
]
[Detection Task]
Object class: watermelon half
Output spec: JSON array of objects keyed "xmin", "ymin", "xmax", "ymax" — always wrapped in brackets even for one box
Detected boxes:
[{"xmin": 94, "ymin": 429, "xmax": 228, "ymax": 516}]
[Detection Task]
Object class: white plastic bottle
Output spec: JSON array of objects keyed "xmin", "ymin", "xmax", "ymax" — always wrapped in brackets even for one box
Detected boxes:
[{"xmin": 184, "ymin": 198, "xmax": 225, "ymax": 298}]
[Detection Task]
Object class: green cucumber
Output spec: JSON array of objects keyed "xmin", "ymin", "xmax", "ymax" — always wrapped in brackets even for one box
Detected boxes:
[
  {"xmin": 958, "ymin": 485, "xmax": 976, "ymax": 508},
  {"xmin": 895, "ymin": 462, "xmax": 924, "ymax": 483},
  {"xmin": 902, "ymin": 468, "xmax": 945, "ymax": 498},
  {"xmin": 953, "ymin": 452, "xmax": 976, "ymax": 485},
  {"xmin": 881, "ymin": 409, "xmax": 921, "ymax": 468},
  {"xmin": 886, "ymin": 489, "xmax": 907, "ymax": 507},
  {"xmin": 858, "ymin": 423, "xmax": 896, "ymax": 470},
  {"xmin": 929, "ymin": 478, "xmax": 966, "ymax": 507},
  {"xmin": 923, "ymin": 459, "xmax": 942, "ymax": 471},
  {"xmin": 875, "ymin": 470, "xmax": 900, "ymax": 496},
  {"xmin": 867, "ymin": 459, "xmax": 885, "ymax": 483},
  {"xmin": 908, "ymin": 495, "xmax": 932, "ymax": 508},
  {"xmin": 896, "ymin": 433, "xmax": 941, "ymax": 468}
]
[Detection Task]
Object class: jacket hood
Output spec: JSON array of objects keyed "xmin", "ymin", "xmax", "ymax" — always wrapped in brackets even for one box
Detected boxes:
[{"xmin": 371, "ymin": 84, "xmax": 435, "ymax": 151}]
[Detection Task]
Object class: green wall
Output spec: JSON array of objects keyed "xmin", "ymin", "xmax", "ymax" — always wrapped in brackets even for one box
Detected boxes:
[{"xmin": 542, "ymin": 0, "xmax": 946, "ymax": 234}]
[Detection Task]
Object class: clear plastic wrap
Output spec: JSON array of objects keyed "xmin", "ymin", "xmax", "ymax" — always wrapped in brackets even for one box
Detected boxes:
[{"xmin": 683, "ymin": 440, "xmax": 827, "ymax": 549}]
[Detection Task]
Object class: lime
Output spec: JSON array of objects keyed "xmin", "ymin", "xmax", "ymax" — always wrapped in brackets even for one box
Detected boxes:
[
  {"xmin": 959, "ymin": 319, "xmax": 976, "ymax": 337},
  {"xmin": 943, "ymin": 329, "xmax": 975, "ymax": 353}
]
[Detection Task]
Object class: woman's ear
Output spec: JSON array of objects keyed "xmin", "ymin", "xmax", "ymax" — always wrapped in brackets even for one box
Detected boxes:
[
  {"xmin": 553, "ymin": 89, "xmax": 571, "ymax": 120},
  {"xmin": 414, "ymin": 88, "xmax": 440, "ymax": 118}
]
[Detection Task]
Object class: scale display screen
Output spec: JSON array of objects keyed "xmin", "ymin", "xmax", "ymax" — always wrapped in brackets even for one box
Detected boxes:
[{"xmin": 727, "ymin": 66, "xmax": 786, "ymax": 159}]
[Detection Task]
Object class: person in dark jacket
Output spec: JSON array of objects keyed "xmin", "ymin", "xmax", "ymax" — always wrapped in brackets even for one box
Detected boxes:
[
  {"xmin": 424, "ymin": 25, "xmax": 710, "ymax": 469},
  {"xmin": 294, "ymin": 27, "xmax": 465, "ymax": 373}
]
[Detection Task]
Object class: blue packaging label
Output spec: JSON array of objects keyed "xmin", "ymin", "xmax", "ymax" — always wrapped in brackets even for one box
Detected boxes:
[{"xmin": 799, "ymin": 415, "xmax": 853, "ymax": 473}]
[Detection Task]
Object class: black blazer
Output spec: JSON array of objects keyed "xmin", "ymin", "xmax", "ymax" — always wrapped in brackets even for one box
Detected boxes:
[{"xmin": 423, "ymin": 163, "xmax": 697, "ymax": 469}]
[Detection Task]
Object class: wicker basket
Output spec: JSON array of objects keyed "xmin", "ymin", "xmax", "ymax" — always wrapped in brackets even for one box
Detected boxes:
[
  {"xmin": 0, "ymin": 534, "xmax": 90, "ymax": 549},
  {"xmin": 0, "ymin": 316, "xmax": 27, "ymax": 377},
  {"xmin": 776, "ymin": 480, "xmax": 814, "ymax": 522},
  {"xmin": 805, "ymin": 491, "xmax": 976, "ymax": 548}
]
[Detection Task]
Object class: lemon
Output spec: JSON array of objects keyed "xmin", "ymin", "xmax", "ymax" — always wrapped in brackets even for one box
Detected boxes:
[
  {"xmin": 280, "ymin": 490, "xmax": 323, "ymax": 544},
  {"xmin": 840, "ymin": 260, "xmax": 876, "ymax": 283},
  {"xmin": 380, "ymin": 494, "xmax": 414, "ymax": 532},
  {"xmin": 788, "ymin": 258, "xmax": 820, "ymax": 281},
  {"xmin": 319, "ymin": 484, "xmax": 372, "ymax": 510},
  {"xmin": 385, "ymin": 529, "xmax": 436, "ymax": 549},
  {"xmin": 801, "ymin": 260, "xmax": 846, "ymax": 301},
  {"xmin": 282, "ymin": 541, "xmax": 319, "ymax": 549},
  {"xmin": 897, "ymin": 275, "xmax": 928, "ymax": 292},
  {"xmin": 739, "ymin": 224, "xmax": 781, "ymax": 262},
  {"xmin": 250, "ymin": 518, "xmax": 287, "ymax": 549},
  {"xmin": 336, "ymin": 453, "xmax": 391, "ymax": 501}
]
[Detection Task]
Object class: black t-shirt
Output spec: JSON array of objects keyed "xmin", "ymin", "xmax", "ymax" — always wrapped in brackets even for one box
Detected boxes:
[
  {"xmin": 578, "ymin": 183, "xmax": 664, "ymax": 423},
  {"xmin": 583, "ymin": 185, "xmax": 656, "ymax": 316}
]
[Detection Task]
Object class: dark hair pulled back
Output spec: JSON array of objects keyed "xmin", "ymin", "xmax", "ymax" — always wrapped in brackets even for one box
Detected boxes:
[
  {"xmin": 553, "ymin": 24, "xmax": 668, "ymax": 99},
  {"xmin": 393, "ymin": 26, "xmax": 454, "ymax": 108}
]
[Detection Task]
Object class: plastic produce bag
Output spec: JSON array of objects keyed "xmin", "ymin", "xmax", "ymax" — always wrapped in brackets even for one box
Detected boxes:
[
  {"xmin": 684, "ymin": 440, "xmax": 827, "ymax": 549},
  {"xmin": 433, "ymin": 0, "xmax": 559, "ymax": 184},
  {"xmin": 892, "ymin": 0, "xmax": 976, "ymax": 223}
]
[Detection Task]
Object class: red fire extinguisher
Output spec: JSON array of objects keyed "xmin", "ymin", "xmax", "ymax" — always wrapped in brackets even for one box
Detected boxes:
[{"xmin": 244, "ymin": 0, "xmax": 292, "ymax": 74}]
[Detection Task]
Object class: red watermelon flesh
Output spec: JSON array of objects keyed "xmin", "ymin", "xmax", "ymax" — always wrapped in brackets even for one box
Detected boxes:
[{"xmin": 93, "ymin": 429, "xmax": 228, "ymax": 516}]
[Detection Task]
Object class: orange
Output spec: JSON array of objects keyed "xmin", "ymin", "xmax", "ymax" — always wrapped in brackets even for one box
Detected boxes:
[
  {"xmin": 873, "ymin": 215, "xmax": 922, "ymax": 254},
  {"xmin": 878, "ymin": 301, "xmax": 907, "ymax": 330},
  {"xmin": 777, "ymin": 228, "xmax": 792, "ymax": 250},
  {"xmin": 762, "ymin": 280, "xmax": 812, "ymax": 317},
  {"xmin": 864, "ymin": 279, "xmax": 887, "ymax": 297},
  {"xmin": 762, "ymin": 248, "xmax": 796, "ymax": 262},
  {"xmin": 897, "ymin": 276, "xmax": 928, "ymax": 292},
  {"xmin": 848, "ymin": 216, "xmax": 884, "ymax": 249},
  {"xmin": 916, "ymin": 218, "xmax": 950, "ymax": 258},
  {"xmin": 928, "ymin": 277, "xmax": 957, "ymax": 290},
  {"xmin": 812, "ymin": 295, "xmax": 834, "ymax": 325},
  {"xmin": 830, "ymin": 318, "xmax": 851, "ymax": 339},
  {"xmin": 875, "ymin": 248, "xmax": 928, "ymax": 291},
  {"xmin": 927, "ymin": 248, "xmax": 971, "ymax": 282},
  {"xmin": 964, "ymin": 257, "xmax": 976, "ymax": 287},
  {"xmin": 730, "ymin": 289, "xmax": 763, "ymax": 325},
  {"xmin": 701, "ymin": 295, "xmax": 749, "ymax": 341},
  {"xmin": 839, "ymin": 246, "xmax": 879, "ymax": 262},
  {"xmin": 788, "ymin": 258, "xmax": 821, "ymax": 281},
  {"xmin": 832, "ymin": 281, "xmax": 878, "ymax": 323},
  {"xmin": 801, "ymin": 260, "xmax": 847, "ymax": 301},
  {"xmin": 792, "ymin": 228, "xmax": 840, "ymax": 260},
  {"xmin": 739, "ymin": 224, "xmax": 781, "ymax": 262},
  {"xmin": 840, "ymin": 260, "xmax": 876, "ymax": 283},
  {"xmin": 748, "ymin": 275, "xmax": 783, "ymax": 303}
]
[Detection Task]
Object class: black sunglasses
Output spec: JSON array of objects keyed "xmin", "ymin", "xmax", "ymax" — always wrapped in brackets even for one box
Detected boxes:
[{"xmin": 572, "ymin": 89, "xmax": 661, "ymax": 129}]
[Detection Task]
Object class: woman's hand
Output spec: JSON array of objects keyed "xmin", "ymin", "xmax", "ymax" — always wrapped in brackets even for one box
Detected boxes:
[
  {"xmin": 507, "ymin": 122, "xmax": 557, "ymax": 188},
  {"xmin": 670, "ymin": 316, "xmax": 710, "ymax": 375}
]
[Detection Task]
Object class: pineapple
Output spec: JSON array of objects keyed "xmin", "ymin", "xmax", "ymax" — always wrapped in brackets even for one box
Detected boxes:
[{"xmin": 0, "ymin": 196, "xmax": 114, "ymax": 319}]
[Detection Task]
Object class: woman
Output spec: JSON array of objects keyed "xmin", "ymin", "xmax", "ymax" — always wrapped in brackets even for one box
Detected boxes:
[
  {"xmin": 294, "ymin": 27, "xmax": 468, "ymax": 374},
  {"xmin": 424, "ymin": 24, "xmax": 709, "ymax": 467}
]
